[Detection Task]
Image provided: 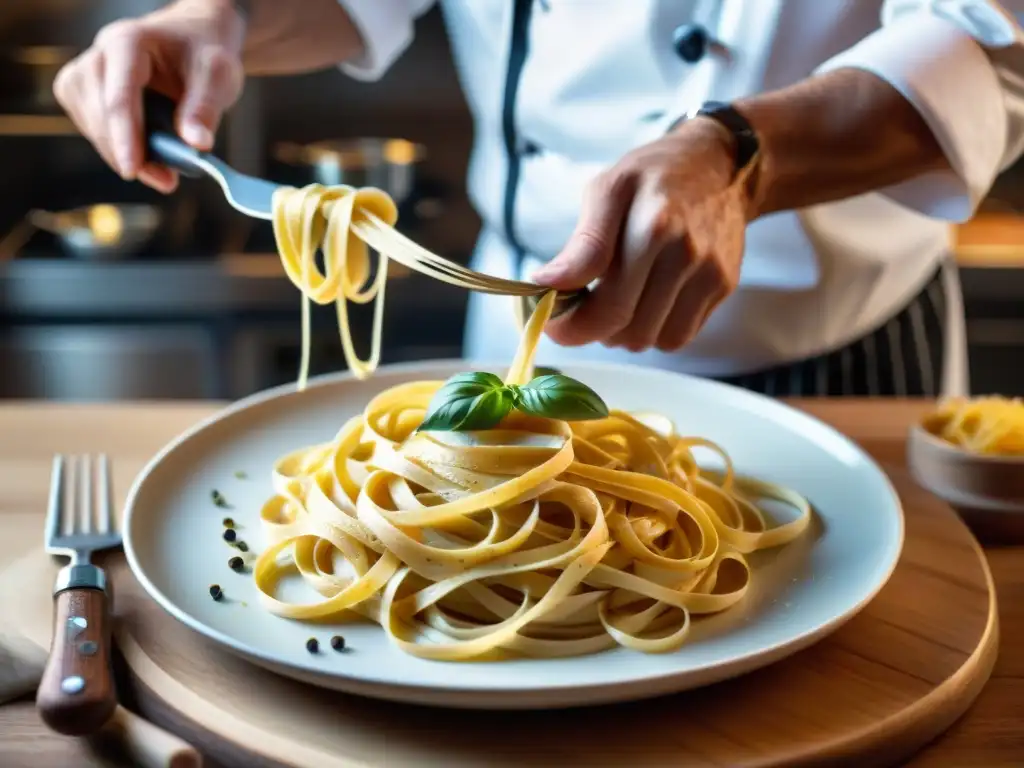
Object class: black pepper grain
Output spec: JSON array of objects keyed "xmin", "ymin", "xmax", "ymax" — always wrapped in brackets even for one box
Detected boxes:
[
  {"xmin": 236, "ymin": 540, "xmax": 249, "ymax": 552},
  {"xmin": 209, "ymin": 584, "xmax": 223, "ymax": 601},
  {"xmin": 330, "ymin": 635, "xmax": 346, "ymax": 652},
  {"xmin": 305, "ymin": 637, "xmax": 319, "ymax": 653},
  {"xmin": 223, "ymin": 528, "xmax": 237, "ymax": 543},
  {"xmin": 222, "ymin": 517, "xmax": 235, "ymax": 528},
  {"xmin": 228, "ymin": 556, "xmax": 244, "ymax": 572},
  {"xmin": 211, "ymin": 489, "xmax": 230, "ymax": 508}
]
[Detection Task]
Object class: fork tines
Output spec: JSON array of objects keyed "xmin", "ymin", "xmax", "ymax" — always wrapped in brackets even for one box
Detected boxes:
[{"xmin": 45, "ymin": 454, "xmax": 116, "ymax": 550}]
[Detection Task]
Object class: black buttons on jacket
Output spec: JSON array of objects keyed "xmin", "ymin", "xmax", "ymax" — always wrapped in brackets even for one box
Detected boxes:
[
  {"xmin": 673, "ymin": 23, "xmax": 709, "ymax": 64},
  {"xmin": 519, "ymin": 139, "xmax": 542, "ymax": 157}
]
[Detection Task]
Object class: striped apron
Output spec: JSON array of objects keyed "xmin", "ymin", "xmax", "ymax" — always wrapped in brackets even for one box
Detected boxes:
[{"xmin": 715, "ymin": 265, "xmax": 949, "ymax": 397}]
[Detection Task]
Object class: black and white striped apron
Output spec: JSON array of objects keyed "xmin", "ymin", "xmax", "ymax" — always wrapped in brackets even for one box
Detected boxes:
[{"xmin": 716, "ymin": 267, "xmax": 947, "ymax": 397}]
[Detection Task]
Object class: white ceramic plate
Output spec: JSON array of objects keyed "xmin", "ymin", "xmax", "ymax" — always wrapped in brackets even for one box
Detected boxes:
[{"xmin": 123, "ymin": 360, "xmax": 903, "ymax": 709}]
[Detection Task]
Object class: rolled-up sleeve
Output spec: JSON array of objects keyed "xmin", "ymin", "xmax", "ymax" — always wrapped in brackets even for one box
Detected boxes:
[
  {"xmin": 337, "ymin": 0, "xmax": 436, "ymax": 81},
  {"xmin": 816, "ymin": 0, "xmax": 1024, "ymax": 222}
]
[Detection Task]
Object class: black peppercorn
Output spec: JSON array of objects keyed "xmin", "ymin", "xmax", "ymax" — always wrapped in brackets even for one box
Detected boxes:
[
  {"xmin": 209, "ymin": 584, "xmax": 223, "ymax": 601},
  {"xmin": 306, "ymin": 637, "xmax": 319, "ymax": 653},
  {"xmin": 222, "ymin": 517, "xmax": 235, "ymax": 528},
  {"xmin": 236, "ymin": 541, "xmax": 249, "ymax": 552},
  {"xmin": 330, "ymin": 635, "xmax": 346, "ymax": 652},
  {"xmin": 228, "ymin": 556, "xmax": 244, "ymax": 571},
  {"xmin": 223, "ymin": 528, "xmax": 237, "ymax": 543},
  {"xmin": 211, "ymin": 489, "xmax": 230, "ymax": 508}
]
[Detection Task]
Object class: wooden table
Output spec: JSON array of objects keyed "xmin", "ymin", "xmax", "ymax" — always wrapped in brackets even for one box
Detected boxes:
[{"xmin": 1, "ymin": 400, "xmax": 1022, "ymax": 767}]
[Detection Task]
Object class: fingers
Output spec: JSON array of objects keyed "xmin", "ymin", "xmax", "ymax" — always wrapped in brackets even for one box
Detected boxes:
[
  {"xmin": 532, "ymin": 170, "xmax": 636, "ymax": 290},
  {"xmin": 539, "ymin": 125, "xmax": 746, "ymax": 353},
  {"xmin": 545, "ymin": 178, "xmax": 682, "ymax": 347},
  {"xmin": 101, "ymin": 27, "xmax": 152, "ymax": 179},
  {"xmin": 655, "ymin": 260, "xmax": 728, "ymax": 351},
  {"xmin": 52, "ymin": 15, "xmax": 243, "ymax": 194},
  {"xmin": 178, "ymin": 47, "xmax": 244, "ymax": 150},
  {"xmin": 54, "ymin": 51, "xmax": 112, "ymax": 169},
  {"xmin": 605, "ymin": 240, "xmax": 697, "ymax": 351},
  {"xmin": 54, "ymin": 22, "xmax": 173, "ymax": 193},
  {"xmin": 137, "ymin": 164, "xmax": 180, "ymax": 194}
]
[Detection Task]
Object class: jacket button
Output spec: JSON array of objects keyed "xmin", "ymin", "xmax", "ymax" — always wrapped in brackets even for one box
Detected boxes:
[
  {"xmin": 673, "ymin": 23, "xmax": 708, "ymax": 64},
  {"xmin": 519, "ymin": 139, "xmax": 542, "ymax": 156}
]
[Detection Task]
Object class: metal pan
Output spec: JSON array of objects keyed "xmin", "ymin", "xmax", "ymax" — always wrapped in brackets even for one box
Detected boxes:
[
  {"xmin": 27, "ymin": 204, "xmax": 163, "ymax": 261},
  {"xmin": 274, "ymin": 138, "xmax": 426, "ymax": 207}
]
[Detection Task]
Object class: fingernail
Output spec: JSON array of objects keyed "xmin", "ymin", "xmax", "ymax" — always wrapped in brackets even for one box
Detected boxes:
[
  {"xmin": 139, "ymin": 170, "xmax": 176, "ymax": 194},
  {"xmin": 530, "ymin": 265, "xmax": 556, "ymax": 282},
  {"xmin": 114, "ymin": 148, "xmax": 134, "ymax": 179},
  {"xmin": 181, "ymin": 121, "xmax": 213, "ymax": 148}
]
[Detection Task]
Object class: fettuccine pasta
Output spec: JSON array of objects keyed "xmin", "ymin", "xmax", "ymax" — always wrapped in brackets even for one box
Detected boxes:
[
  {"xmin": 260, "ymin": 185, "xmax": 813, "ymax": 659},
  {"xmin": 272, "ymin": 184, "xmax": 397, "ymax": 387},
  {"xmin": 271, "ymin": 182, "xmax": 555, "ymax": 389},
  {"xmin": 922, "ymin": 396, "xmax": 1024, "ymax": 455}
]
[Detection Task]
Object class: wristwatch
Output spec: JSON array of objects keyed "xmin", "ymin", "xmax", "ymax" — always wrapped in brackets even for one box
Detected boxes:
[{"xmin": 680, "ymin": 101, "xmax": 760, "ymax": 174}]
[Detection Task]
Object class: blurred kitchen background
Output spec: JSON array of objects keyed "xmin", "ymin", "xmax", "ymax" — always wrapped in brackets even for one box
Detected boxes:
[{"xmin": 1, "ymin": 1, "xmax": 1024, "ymax": 401}]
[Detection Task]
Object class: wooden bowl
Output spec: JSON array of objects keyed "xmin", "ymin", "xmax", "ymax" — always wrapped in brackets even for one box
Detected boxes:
[{"xmin": 907, "ymin": 424, "xmax": 1024, "ymax": 543}]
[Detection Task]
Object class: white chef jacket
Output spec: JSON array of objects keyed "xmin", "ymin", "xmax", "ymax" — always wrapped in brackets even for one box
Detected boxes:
[{"xmin": 336, "ymin": 0, "xmax": 1024, "ymax": 394}]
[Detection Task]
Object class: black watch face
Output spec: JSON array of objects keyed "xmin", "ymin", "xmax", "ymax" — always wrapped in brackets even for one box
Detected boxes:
[{"xmin": 701, "ymin": 101, "xmax": 729, "ymax": 115}]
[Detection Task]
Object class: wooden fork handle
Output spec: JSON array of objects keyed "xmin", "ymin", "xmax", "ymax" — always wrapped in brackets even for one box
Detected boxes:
[{"xmin": 37, "ymin": 579, "xmax": 116, "ymax": 735}]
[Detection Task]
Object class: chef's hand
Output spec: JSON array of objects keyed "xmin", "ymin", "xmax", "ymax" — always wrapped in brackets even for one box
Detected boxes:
[
  {"xmin": 532, "ymin": 119, "xmax": 753, "ymax": 352},
  {"xmin": 52, "ymin": 1, "xmax": 246, "ymax": 193}
]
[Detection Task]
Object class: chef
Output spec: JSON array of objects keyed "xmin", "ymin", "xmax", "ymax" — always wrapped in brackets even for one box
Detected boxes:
[{"xmin": 54, "ymin": 0, "xmax": 1024, "ymax": 396}]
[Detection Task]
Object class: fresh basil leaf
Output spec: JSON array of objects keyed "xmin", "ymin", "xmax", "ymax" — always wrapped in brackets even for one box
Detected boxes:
[
  {"xmin": 444, "ymin": 371, "xmax": 506, "ymax": 390},
  {"xmin": 534, "ymin": 366, "xmax": 562, "ymax": 377},
  {"xmin": 418, "ymin": 371, "xmax": 513, "ymax": 431},
  {"xmin": 514, "ymin": 374, "xmax": 609, "ymax": 421}
]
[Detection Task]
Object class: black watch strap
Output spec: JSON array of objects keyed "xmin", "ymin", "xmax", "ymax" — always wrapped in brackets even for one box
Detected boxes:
[{"xmin": 687, "ymin": 101, "xmax": 760, "ymax": 171}]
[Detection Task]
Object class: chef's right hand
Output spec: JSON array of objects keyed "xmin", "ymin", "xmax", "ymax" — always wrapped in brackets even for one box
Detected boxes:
[{"xmin": 53, "ymin": 2, "xmax": 246, "ymax": 193}]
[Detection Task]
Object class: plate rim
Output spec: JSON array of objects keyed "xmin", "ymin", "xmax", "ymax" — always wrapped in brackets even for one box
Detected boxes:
[{"xmin": 122, "ymin": 359, "xmax": 905, "ymax": 706}]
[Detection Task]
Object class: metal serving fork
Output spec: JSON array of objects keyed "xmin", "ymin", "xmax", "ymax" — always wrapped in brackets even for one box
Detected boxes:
[
  {"xmin": 139, "ymin": 88, "xmax": 589, "ymax": 320},
  {"xmin": 37, "ymin": 454, "xmax": 120, "ymax": 735}
]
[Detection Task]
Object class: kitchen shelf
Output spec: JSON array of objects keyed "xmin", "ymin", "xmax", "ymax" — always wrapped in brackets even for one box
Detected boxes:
[
  {"xmin": 0, "ymin": 114, "xmax": 77, "ymax": 137},
  {"xmin": 955, "ymin": 213, "xmax": 1024, "ymax": 267}
]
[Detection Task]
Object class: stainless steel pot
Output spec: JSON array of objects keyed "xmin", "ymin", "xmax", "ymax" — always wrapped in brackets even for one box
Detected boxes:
[
  {"xmin": 274, "ymin": 138, "xmax": 426, "ymax": 206},
  {"xmin": 27, "ymin": 204, "xmax": 163, "ymax": 261}
]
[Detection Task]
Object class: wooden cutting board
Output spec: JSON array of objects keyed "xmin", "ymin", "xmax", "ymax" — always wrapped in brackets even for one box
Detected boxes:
[{"xmin": 0, "ymin": 469, "xmax": 997, "ymax": 768}]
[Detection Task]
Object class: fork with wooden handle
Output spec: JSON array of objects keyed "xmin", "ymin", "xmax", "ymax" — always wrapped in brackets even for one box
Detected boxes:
[
  {"xmin": 2, "ymin": 631, "xmax": 203, "ymax": 768},
  {"xmin": 34, "ymin": 455, "xmax": 201, "ymax": 767},
  {"xmin": 36, "ymin": 454, "xmax": 121, "ymax": 735}
]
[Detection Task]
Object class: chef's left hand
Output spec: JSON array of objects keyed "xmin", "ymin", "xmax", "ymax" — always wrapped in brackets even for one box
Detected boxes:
[{"xmin": 532, "ymin": 118, "xmax": 753, "ymax": 352}]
